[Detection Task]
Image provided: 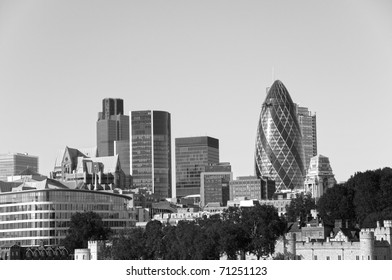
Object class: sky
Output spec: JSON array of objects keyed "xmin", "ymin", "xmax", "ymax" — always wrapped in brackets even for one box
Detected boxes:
[{"xmin": 0, "ymin": 0, "xmax": 391, "ymax": 184}]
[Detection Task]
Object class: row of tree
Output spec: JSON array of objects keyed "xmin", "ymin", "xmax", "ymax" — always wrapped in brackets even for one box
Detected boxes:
[
  {"xmin": 107, "ymin": 204, "xmax": 286, "ymax": 260},
  {"xmin": 62, "ymin": 204, "xmax": 287, "ymax": 260}
]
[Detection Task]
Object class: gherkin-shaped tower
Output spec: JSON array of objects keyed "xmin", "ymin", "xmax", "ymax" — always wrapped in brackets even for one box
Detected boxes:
[{"xmin": 255, "ymin": 80, "xmax": 306, "ymax": 191}]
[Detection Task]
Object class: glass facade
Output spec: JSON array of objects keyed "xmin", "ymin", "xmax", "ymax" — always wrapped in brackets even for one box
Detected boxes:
[
  {"xmin": 0, "ymin": 154, "xmax": 39, "ymax": 181},
  {"xmin": 296, "ymin": 106, "xmax": 317, "ymax": 171},
  {"xmin": 255, "ymin": 80, "xmax": 306, "ymax": 191},
  {"xmin": 201, "ymin": 172, "xmax": 232, "ymax": 207},
  {"xmin": 175, "ymin": 137, "xmax": 219, "ymax": 198},
  {"xmin": 0, "ymin": 189, "xmax": 133, "ymax": 247},
  {"xmin": 229, "ymin": 176, "xmax": 263, "ymax": 201},
  {"xmin": 131, "ymin": 110, "xmax": 171, "ymax": 198}
]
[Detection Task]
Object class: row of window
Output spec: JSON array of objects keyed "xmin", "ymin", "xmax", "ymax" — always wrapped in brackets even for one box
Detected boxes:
[
  {"xmin": 0, "ymin": 219, "xmax": 129, "ymax": 231},
  {"xmin": 0, "ymin": 203, "xmax": 126, "ymax": 215},
  {"xmin": 0, "ymin": 190, "xmax": 129, "ymax": 205},
  {"xmin": 1, "ymin": 211, "xmax": 125, "ymax": 222},
  {"xmin": 0, "ymin": 221, "xmax": 57, "ymax": 230},
  {"xmin": 2, "ymin": 229, "xmax": 57, "ymax": 238}
]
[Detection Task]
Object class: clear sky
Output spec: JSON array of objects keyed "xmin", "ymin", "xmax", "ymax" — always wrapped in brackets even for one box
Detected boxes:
[{"xmin": 0, "ymin": 0, "xmax": 391, "ymax": 184}]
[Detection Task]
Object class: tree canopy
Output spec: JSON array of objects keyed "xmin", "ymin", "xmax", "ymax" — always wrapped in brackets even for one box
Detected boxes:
[
  {"xmin": 61, "ymin": 211, "xmax": 111, "ymax": 253},
  {"xmin": 317, "ymin": 167, "xmax": 392, "ymax": 227},
  {"xmin": 104, "ymin": 204, "xmax": 286, "ymax": 260},
  {"xmin": 285, "ymin": 193, "xmax": 316, "ymax": 224}
]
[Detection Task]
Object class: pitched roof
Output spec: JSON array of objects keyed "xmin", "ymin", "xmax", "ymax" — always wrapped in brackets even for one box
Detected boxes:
[
  {"xmin": 86, "ymin": 155, "xmax": 120, "ymax": 173},
  {"xmin": 0, "ymin": 178, "xmax": 68, "ymax": 193}
]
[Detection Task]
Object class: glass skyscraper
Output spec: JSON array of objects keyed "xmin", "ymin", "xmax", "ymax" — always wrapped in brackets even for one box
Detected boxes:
[
  {"xmin": 255, "ymin": 80, "xmax": 306, "ymax": 191},
  {"xmin": 131, "ymin": 110, "xmax": 172, "ymax": 198},
  {"xmin": 296, "ymin": 106, "xmax": 317, "ymax": 171},
  {"xmin": 175, "ymin": 136, "xmax": 219, "ymax": 198}
]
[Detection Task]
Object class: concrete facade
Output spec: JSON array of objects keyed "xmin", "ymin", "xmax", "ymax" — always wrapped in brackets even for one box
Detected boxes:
[{"xmin": 304, "ymin": 155, "xmax": 336, "ymax": 199}]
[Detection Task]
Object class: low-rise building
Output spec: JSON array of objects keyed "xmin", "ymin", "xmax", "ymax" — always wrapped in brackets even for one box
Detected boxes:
[
  {"xmin": 0, "ymin": 177, "xmax": 135, "ymax": 247},
  {"xmin": 275, "ymin": 220, "xmax": 392, "ymax": 260},
  {"xmin": 51, "ymin": 146, "xmax": 128, "ymax": 190},
  {"xmin": 230, "ymin": 176, "xmax": 275, "ymax": 201}
]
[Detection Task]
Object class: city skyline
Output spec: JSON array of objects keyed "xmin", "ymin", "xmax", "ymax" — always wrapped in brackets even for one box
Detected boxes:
[{"xmin": 1, "ymin": 1, "xmax": 392, "ymax": 184}]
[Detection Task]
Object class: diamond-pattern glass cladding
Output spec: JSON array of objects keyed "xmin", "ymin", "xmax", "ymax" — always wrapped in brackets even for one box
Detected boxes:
[{"xmin": 255, "ymin": 80, "xmax": 306, "ymax": 191}]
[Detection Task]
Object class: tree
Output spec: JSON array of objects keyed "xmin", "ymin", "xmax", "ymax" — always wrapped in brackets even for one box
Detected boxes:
[
  {"xmin": 347, "ymin": 170, "xmax": 382, "ymax": 225},
  {"xmin": 241, "ymin": 204, "xmax": 286, "ymax": 259},
  {"xmin": 316, "ymin": 168, "xmax": 392, "ymax": 227},
  {"xmin": 316, "ymin": 183, "xmax": 356, "ymax": 224},
  {"xmin": 144, "ymin": 220, "xmax": 164, "ymax": 259},
  {"xmin": 195, "ymin": 214, "xmax": 222, "ymax": 260},
  {"xmin": 61, "ymin": 211, "xmax": 111, "ymax": 253},
  {"xmin": 219, "ymin": 207, "xmax": 250, "ymax": 259},
  {"xmin": 161, "ymin": 225, "xmax": 181, "ymax": 260},
  {"xmin": 343, "ymin": 168, "xmax": 392, "ymax": 226},
  {"xmin": 285, "ymin": 193, "xmax": 316, "ymax": 224},
  {"xmin": 174, "ymin": 220, "xmax": 202, "ymax": 259},
  {"xmin": 109, "ymin": 227, "xmax": 146, "ymax": 260}
]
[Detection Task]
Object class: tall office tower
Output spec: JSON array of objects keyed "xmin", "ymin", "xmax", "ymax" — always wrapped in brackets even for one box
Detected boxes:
[
  {"xmin": 131, "ymin": 110, "xmax": 172, "ymax": 198},
  {"xmin": 304, "ymin": 155, "xmax": 336, "ymax": 200},
  {"xmin": 255, "ymin": 80, "xmax": 306, "ymax": 192},
  {"xmin": 200, "ymin": 163, "xmax": 232, "ymax": 207},
  {"xmin": 175, "ymin": 136, "xmax": 219, "ymax": 198},
  {"xmin": 0, "ymin": 153, "xmax": 39, "ymax": 181},
  {"xmin": 296, "ymin": 106, "xmax": 317, "ymax": 172},
  {"xmin": 97, "ymin": 98, "xmax": 130, "ymax": 186}
]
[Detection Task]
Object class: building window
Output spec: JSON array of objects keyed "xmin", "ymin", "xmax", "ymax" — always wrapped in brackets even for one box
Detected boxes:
[
  {"xmin": 356, "ymin": 256, "xmax": 359, "ymax": 260},
  {"xmin": 314, "ymin": 255, "xmax": 317, "ymax": 260},
  {"xmin": 338, "ymin": 255, "xmax": 341, "ymax": 260}
]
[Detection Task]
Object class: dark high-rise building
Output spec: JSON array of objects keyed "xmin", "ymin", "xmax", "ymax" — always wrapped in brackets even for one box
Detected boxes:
[
  {"xmin": 131, "ymin": 110, "xmax": 172, "ymax": 198},
  {"xmin": 97, "ymin": 99, "xmax": 129, "ymax": 156},
  {"xmin": 175, "ymin": 136, "xmax": 219, "ymax": 198},
  {"xmin": 296, "ymin": 106, "xmax": 317, "ymax": 171},
  {"xmin": 255, "ymin": 80, "xmax": 306, "ymax": 191},
  {"xmin": 200, "ymin": 163, "xmax": 232, "ymax": 207},
  {"xmin": 96, "ymin": 98, "xmax": 130, "ymax": 187}
]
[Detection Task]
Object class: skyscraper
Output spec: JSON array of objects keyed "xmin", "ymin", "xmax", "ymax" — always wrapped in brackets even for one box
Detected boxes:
[
  {"xmin": 175, "ymin": 136, "xmax": 219, "ymax": 198},
  {"xmin": 96, "ymin": 98, "xmax": 130, "ymax": 186},
  {"xmin": 131, "ymin": 110, "xmax": 172, "ymax": 198},
  {"xmin": 296, "ymin": 106, "xmax": 317, "ymax": 171},
  {"xmin": 0, "ymin": 153, "xmax": 39, "ymax": 181},
  {"xmin": 255, "ymin": 80, "xmax": 306, "ymax": 191}
]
